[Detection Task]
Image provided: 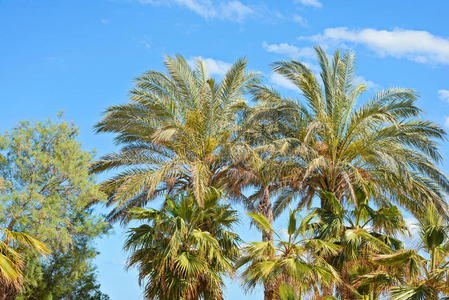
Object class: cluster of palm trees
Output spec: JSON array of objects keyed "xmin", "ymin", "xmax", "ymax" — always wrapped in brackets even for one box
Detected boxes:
[{"xmin": 92, "ymin": 47, "xmax": 449, "ymax": 299}]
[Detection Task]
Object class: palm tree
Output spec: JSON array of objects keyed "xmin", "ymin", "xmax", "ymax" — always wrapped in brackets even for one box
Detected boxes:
[
  {"xmin": 302, "ymin": 188, "xmax": 408, "ymax": 299},
  {"xmin": 227, "ymin": 145, "xmax": 297, "ymax": 239},
  {"xmin": 0, "ymin": 227, "xmax": 50, "ymax": 299},
  {"xmin": 238, "ymin": 209, "xmax": 340, "ymax": 300},
  {"xmin": 91, "ymin": 56, "xmax": 259, "ymax": 221},
  {"xmin": 249, "ymin": 46, "xmax": 449, "ymax": 218},
  {"xmin": 124, "ymin": 189, "xmax": 240, "ymax": 300},
  {"xmin": 226, "ymin": 144, "xmax": 299, "ymax": 299},
  {"xmin": 368, "ymin": 204, "xmax": 449, "ymax": 299}
]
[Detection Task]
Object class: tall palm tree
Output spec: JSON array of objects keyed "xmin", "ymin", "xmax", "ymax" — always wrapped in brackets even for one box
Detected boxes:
[
  {"xmin": 368, "ymin": 204, "xmax": 449, "ymax": 299},
  {"xmin": 250, "ymin": 47, "xmax": 449, "ymax": 218},
  {"xmin": 91, "ymin": 56, "xmax": 259, "ymax": 221},
  {"xmin": 227, "ymin": 144, "xmax": 299, "ymax": 299},
  {"xmin": 0, "ymin": 227, "xmax": 50, "ymax": 299},
  {"xmin": 228, "ymin": 145, "xmax": 296, "ymax": 240},
  {"xmin": 238, "ymin": 209, "xmax": 340, "ymax": 300},
  {"xmin": 124, "ymin": 189, "xmax": 240, "ymax": 300}
]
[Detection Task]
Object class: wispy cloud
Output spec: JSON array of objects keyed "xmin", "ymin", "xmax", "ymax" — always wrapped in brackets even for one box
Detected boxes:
[
  {"xmin": 438, "ymin": 89, "xmax": 449, "ymax": 102},
  {"xmin": 445, "ymin": 117, "xmax": 449, "ymax": 129},
  {"xmin": 220, "ymin": 1, "xmax": 253, "ymax": 21},
  {"xmin": 262, "ymin": 41, "xmax": 320, "ymax": 87},
  {"xmin": 305, "ymin": 27, "xmax": 449, "ymax": 65},
  {"xmin": 354, "ymin": 75, "xmax": 379, "ymax": 90},
  {"xmin": 295, "ymin": 0, "xmax": 322, "ymax": 8},
  {"xmin": 141, "ymin": 40, "xmax": 151, "ymax": 49},
  {"xmin": 100, "ymin": 18, "xmax": 109, "ymax": 24},
  {"xmin": 187, "ymin": 57, "xmax": 231, "ymax": 76},
  {"xmin": 137, "ymin": 0, "xmax": 254, "ymax": 22},
  {"xmin": 270, "ymin": 73, "xmax": 296, "ymax": 90},
  {"xmin": 292, "ymin": 14, "xmax": 308, "ymax": 27},
  {"xmin": 262, "ymin": 41, "xmax": 315, "ymax": 59},
  {"xmin": 279, "ymin": 228, "xmax": 289, "ymax": 239}
]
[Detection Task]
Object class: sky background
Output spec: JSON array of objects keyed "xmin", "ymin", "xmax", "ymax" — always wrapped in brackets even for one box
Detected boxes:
[{"xmin": 1, "ymin": 0, "xmax": 449, "ymax": 299}]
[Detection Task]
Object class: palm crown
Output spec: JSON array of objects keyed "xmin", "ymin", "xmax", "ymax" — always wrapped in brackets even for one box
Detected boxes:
[
  {"xmin": 0, "ymin": 227, "xmax": 50, "ymax": 292},
  {"xmin": 124, "ymin": 189, "xmax": 240, "ymax": 300},
  {"xmin": 91, "ymin": 55, "xmax": 259, "ymax": 221},
  {"xmin": 368, "ymin": 204, "xmax": 449, "ymax": 299},
  {"xmin": 238, "ymin": 209, "xmax": 340, "ymax": 300},
  {"xmin": 303, "ymin": 189, "xmax": 408, "ymax": 298},
  {"xmin": 249, "ymin": 46, "xmax": 449, "ymax": 218}
]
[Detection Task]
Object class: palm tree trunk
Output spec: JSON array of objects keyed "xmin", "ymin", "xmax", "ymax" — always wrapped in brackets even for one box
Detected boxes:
[
  {"xmin": 0, "ymin": 286, "xmax": 18, "ymax": 300},
  {"xmin": 321, "ymin": 286, "xmax": 333, "ymax": 298},
  {"xmin": 430, "ymin": 247, "xmax": 436, "ymax": 271},
  {"xmin": 258, "ymin": 186, "xmax": 276, "ymax": 300},
  {"xmin": 319, "ymin": 192, "xmax": 335, "ymax": 298}
]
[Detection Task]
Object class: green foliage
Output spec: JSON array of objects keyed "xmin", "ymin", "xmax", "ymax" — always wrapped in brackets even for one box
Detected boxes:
[
  {"xmin": 239, "ymin": 46, "xmax": 449, "ymax": 298},
  {"xmin": 249, "ymin": 46, "xmax": 449, "ymax": 218},
  {"xmin": 369, "ymin": 204, "xmax": 449, "ymax": 299},
  {"xmin": 91, "ymin": 55, "xmax": 259, "ymax": 221},
  {"xmin": 124, "ymin": 190, "xmax": 241, "ymax": 300},
  {"xmin": 239, "ymin": 210, "xmax": 340, "ymax": 299},
  {"xmin": 18, "ymin": 211, "xmax": 110, "ymax": 300},
  {"xmin": 302, "ymin": 188, "xmax": 408, "ymax": 298},
  {"xmin": 0, "ymin": 118, "xmax": 109, "ymax": 298},
  {"xmin": 0, "ymin": 227, "xmax": 50, "ymax": 292},
  {"xmin": 279, "ymin": 283, "xmax": 299, "ymax": 300},
  {"xmin": 90, "ymin": 48, "xmax": 449, "ymax": 299}
]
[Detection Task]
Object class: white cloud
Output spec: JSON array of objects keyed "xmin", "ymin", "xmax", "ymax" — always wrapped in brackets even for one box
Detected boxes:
[
  {"xmin": 295, "ymin": 0, "xmax": 322, "ymax": 8},
  {"xmin": 176, "ymin": 0, "xmax": 215, "ymax": 18},
  {"xmin": 138, "ymin": 0, "xmax": 253, "ymax": 22},
  {"xmin": 262, "ymin": 42, "xmax": 320, "ymax": 85},
  {"xmin": 263, "ymin": 42, "xmax": 300, "ymax": 58},
  {"xmin": 279, "ymin": 228, "xmax": 289, "ymax": 239},
  {"xmin": 262, "ymin": 42, "xmax": 315, "ymax": 60},
  {"xmin": 188, "ymin": 57, "xmax": 231, "ymax": 76},
  {"xmin": 141, "ymin": 40, "xmax": 151, "ymax": 49},
  {"xmin": 220, "ymin": 1, "xmax": 253, "ymax": 21},
  {"xmin": 270, "ymin": 73, "xmax": 296, "ymax": 90},
  {"xmin": 100, "ymin": 18, "xmax": 109, "ymax": 24},
  {"xmin": 201, "ymin": 58, "xmax": 231, "ymax": 75},
  {"xmin": 445, "ymin": 117, "xmax": 449, "ymax": 128},
  {"xmin": 438, "ymin": 89, "xmax": 449, "ymax": 102},
  {"xmin": 292, "ymin": 14, "xmax": 308, "ymax": 27},
  {"xmin": 307, "ymin": 27, "xmax": 449, "ymax": 65},
  {"xmin": 354, "ymin": 75, "xmax": 379, "ymax": 90}
]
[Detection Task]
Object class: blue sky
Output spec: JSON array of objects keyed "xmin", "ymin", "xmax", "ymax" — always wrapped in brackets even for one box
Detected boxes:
[{"xmin": 1, "ymin": 0, "xmax": 449, "ymax": 299}]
